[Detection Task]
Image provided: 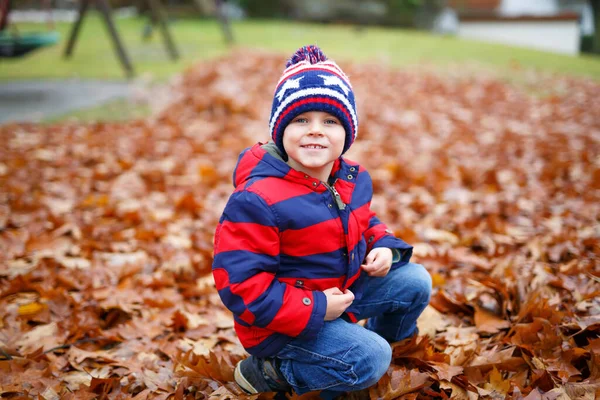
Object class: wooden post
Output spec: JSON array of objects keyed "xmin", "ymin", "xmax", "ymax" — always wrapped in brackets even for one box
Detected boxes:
[
  {"xmin": 63, "ymin": 0, "xmax": 183, "ymax": 78},
  {"xmin": 215, "ymin": 0, "xmax": 233, "ymax": 45},
  {"xmin": 96, "ymin": 0, "xmax": 135, "ymax": 77},
  {"xmin": 63, "ymin": 0, "xmax": 90, "ymax": 57},
  {"xmin": 64, "ymin": 0, "xmax": 134, "ymax": 77},
  {"xmin": 147, "ymin": 0, "xmax": 179, "ymax": 60},
  {"xmin": 591, "ymin": 0, "xmax": 600, "ymax": 54}
]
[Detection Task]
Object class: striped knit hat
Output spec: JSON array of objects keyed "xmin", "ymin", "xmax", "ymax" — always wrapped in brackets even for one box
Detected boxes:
[{"xmin": 269, "ymin": 45, "xmax": 358, "ymax": 156}]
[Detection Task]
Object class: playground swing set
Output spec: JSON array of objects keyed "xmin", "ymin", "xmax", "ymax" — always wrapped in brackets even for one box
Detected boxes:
[
  {"xmin": 0, "ymin": 0, "xmax": 59, "ymax": 57},
  {"xmin": 0, "ymin": 0, "xmax": 232, "ymax": 77}
]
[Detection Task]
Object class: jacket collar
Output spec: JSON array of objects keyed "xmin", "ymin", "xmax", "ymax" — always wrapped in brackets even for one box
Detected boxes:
[{"xmin": 236, "ymin": 142, "xmax": 357, "ymax": 203}]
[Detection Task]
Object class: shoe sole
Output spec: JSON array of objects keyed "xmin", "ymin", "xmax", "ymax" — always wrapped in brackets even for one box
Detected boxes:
[{"xmin": 234, "ymin": 360, "xmax": 259, "ymax": 394}]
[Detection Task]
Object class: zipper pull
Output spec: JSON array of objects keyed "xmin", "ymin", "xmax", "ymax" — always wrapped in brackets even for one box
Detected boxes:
[{"xmin": 330, "ymin": 185, "xmax": 346, "ymax": 210}]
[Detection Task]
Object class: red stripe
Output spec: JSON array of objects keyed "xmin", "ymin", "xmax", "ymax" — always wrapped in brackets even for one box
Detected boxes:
[
  {"xmin": 234, "ymin": 148, "xmax": 263, "ymax": 187},
  {"xmin": 342, "ymin": 158, "xmax": 359, "ymax": 168},
  {"xmin": 281, "ymin": 218, "xmax": 344, "ymax": 257},
  {"xmin": 276, "ymin": 63, "xmax": 309, "ymax": 83},
  {"xmin": 238, "ymin": 309, "xmax": 255, "ymax": 325},
  {"xmin": 248, "ymin": 177, "xmax": 313, "ymax": 205},
  {"xmin": 330, "ymin": 159, "xmax": 342, "ymax": 176},
  {"xmin": 346, "ymin": 233, "xmax": 356, "ymax": 254},
  {"xmin": 278, "ymin": 276, "xmax": 345, "ymax": 291},
  {"xmin": 365, "ymin": 222, "xmax": 389, "ymax": 252},
  {"xmin": 266, "ymin": 286, "xmax": 312, "ymax": 336},
  {"xmin": 276, "ymin": 66, "xmax": 349, "ymax": 90},
  {"xmin": 348, "ymin": 203, "xmax": 371, "ymax": 251},
  {"xmin": 344, "ymin": 269, "xmax": 362, "ymax": 290},
  {"xmin": 212, "ymin": 269, "xmax": 256, "ymax": 325},
  {"xmin": 320, "ymin": 61, "xmax": 349, "ymax": 79},
  {"xmin": 214, "ymin": 221, "xmax": 279, "ymax": 256},
  {"xmin": 353, "ymin": 203, "xmax": 371, "ymax": 227},
  {"xmin": 234, "ymin": 322, "xmax": 272, "ymax": 348},
  {"xmin": 280, "ymin": 61, "xmax": 309, "ymax": 76},
  {"xmin": 230, "ymin": 272, "xmax": 275, "ymax": 304},
  {"xmin": 334, "ymin": 179, "xmax": 355, "ymax": 206},
  {"xmin": 281, "ymin": 169, "xmax": 328, "ymax": 192},
  {"xmin": 346, "ymin": 312, "xmax": 358, "ymax": 323},
  {"xmin": 273, "ymin": 97, "xmax": 354, "ymax": 145},
  {"xmin": 213, "ymin": 268, "xmax": 229, "ymax": 291}
]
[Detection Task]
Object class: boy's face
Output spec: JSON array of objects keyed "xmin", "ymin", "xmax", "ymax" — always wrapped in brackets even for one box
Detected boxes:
[{"xmin": 282, "ymin": 111, "xmax": 346, "ymax": 181}]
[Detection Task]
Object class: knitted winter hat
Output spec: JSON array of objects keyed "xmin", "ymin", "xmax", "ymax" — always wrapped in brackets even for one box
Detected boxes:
[{"xmin": 269, "ymin": 45, "xmax": 358, "ymax": 156}]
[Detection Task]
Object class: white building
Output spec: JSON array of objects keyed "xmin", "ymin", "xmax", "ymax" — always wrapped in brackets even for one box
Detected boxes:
[{"xmin": 438, "ymin": 0, "xmax": 594, "ymax": 55}]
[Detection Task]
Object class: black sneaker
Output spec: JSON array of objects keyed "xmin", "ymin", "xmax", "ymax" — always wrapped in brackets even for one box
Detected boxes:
[{"xmin": 234, "ymin": 356, "xmax": 292, "ymax": 394}]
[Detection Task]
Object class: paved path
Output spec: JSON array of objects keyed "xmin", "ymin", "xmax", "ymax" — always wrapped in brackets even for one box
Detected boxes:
[{"xmin": 0, "ymin": 80, "xmax": 132, "ymax": 124}]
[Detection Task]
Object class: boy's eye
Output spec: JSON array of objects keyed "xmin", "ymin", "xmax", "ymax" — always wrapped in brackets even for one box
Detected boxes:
[
  {"xmin": 325, "ymin": 119, "xmax": 339, "ymax": 124},
  {"xmin": 294, "ymin": 117, "xmax": 308, "ymax": 123}
]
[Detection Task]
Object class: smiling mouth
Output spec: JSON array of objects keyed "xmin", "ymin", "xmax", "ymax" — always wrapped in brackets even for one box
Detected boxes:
[{"xmin": 301, "ymin": 145, "xmax": 326, "ymax": 149}]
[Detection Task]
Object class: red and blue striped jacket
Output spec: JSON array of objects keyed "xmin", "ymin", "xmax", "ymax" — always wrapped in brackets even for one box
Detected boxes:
[{"xmin": 212, "ymin": 142, "xmax": 413, "ymax": 357}]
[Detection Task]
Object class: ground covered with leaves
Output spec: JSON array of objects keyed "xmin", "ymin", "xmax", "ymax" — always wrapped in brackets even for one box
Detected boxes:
[{"xmin": 1, "ymin": 51, "xmax": 599, "ymax": 399}]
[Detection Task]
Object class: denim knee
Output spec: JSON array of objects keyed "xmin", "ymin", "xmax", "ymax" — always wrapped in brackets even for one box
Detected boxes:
[
  {"xmin": 350, "ymin": 331, "xmax": 392, "ymax": 389},
  {"xmin": 409, "ymin": 263, "xmax": 432, "ymax": 306}
]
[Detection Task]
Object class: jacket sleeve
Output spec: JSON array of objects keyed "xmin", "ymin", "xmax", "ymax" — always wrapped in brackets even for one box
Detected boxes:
[
  {"xmin": 364, "ymin": 213, "xmax": 412, "ymax": 267},
  {"xmin": 361, "ymin": 170, "xmax": 413, "ymax": 268},
  {"xmin": 212, "ymin": 189, "xmax": 326, "ymax": 339}
]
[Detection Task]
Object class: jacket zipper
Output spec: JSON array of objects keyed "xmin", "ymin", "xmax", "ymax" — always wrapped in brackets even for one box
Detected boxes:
[
  {"xmin": 324, "ymin": 179, "xmax": 351, "ymax": 287},
  {"xmin": 324, "ymin": 179, "xmax": 346, "ymax": 210}
]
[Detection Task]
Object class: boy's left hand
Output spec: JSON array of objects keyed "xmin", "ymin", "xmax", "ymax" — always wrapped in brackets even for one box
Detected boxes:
[{"xmin": 361, "ymin": 248, "xmax": 393, "ymax": 277}]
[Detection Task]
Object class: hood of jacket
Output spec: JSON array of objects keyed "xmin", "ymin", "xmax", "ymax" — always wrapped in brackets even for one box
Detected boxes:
[
  {"xmin": 232, "ymin": 142, "xmax": 357, "ymax": 205},
  {"xmin": 233, "ymin": 142, "xmax": 286, "ymax": 187}
]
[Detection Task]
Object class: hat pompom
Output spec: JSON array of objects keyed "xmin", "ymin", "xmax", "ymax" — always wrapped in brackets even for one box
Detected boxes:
[{"xmin": 286, "ymin": 45, "xmax": 328, "ymax": 68}]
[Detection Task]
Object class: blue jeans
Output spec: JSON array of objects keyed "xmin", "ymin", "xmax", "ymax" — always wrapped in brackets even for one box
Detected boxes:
[{"xmin": 276, "ymin": 263, "xmax": 432, "ymax": 397}]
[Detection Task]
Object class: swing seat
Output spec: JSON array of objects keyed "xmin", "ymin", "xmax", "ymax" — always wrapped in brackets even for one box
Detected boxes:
[{"xmin": 0, "ymin": 30, "xmax": 59, "ymax": 57}]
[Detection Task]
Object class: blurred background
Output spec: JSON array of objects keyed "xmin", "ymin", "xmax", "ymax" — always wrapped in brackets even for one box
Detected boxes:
[
  {"xmin": 1, "ymin": 2, "xmax": 599, "ymax": 397},
  {"xmin": 1, "ymin": 0, "xmax": 599, "ymax": 123}
]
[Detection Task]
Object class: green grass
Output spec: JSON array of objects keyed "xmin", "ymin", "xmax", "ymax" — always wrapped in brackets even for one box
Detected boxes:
[
  {"xmin": 43, "ymin": 98, "xmax": 152, "ymax": 123},
  {"xmin": 0, "ymin": 16, "xmax": 228, "ymax": 80},
  {"xmin": 1, "ymin": 15, "xmax": 599, "ymax": 81}
]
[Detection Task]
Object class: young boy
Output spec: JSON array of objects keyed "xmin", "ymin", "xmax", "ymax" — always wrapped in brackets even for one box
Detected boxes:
[{"xmin": 212, "ymin": 45, "xmax": 432, "ymax": 398}]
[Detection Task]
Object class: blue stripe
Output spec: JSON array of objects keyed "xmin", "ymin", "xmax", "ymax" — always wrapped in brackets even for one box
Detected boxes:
[
  {"xmin": 213, "ymin": 250, "xmax": 278, "ymax": 283},
  {"xmin": 276, "ymin": 192, "xmax": 338, "ymax": 231},
  {"xmin": 368, "ymin": 214, "xmax": 383, "ymax": 229},
  {"xmin": 249, "ymin": 155, "xmax": 289, "ymax": 179},
  {"xmin": 218, "ymin": 287, "xmax": 248, "ymax": 317},
  {"xmin": 245, "ymin": 333, "xmax": 291, "ymax": 358},
  {"xmin": 247, "ymin": 280, "xmax": 285, "ymax": 327},
  {"xmin": 278, "ymin": 251, "xmax": 347, "ymax": 279},
  {"xmin": 221, "ymin": 191, "xmax": 276, "ymax": 227},
  {"xmin": 349, "ymin": 172, "xmax": 372, "ymax": 208},
  {"xmin": 233, "ymin": 315, "xmax": 251, "ymax": 327}
]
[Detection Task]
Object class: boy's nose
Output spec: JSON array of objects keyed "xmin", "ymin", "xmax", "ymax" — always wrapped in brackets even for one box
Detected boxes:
[{"xmin": 308, "ymin": 121, "xmax": 323, "ymax": 135}]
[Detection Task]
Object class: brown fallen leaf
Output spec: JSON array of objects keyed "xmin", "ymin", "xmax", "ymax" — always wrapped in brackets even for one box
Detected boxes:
[{"xmin": 473, "ymin": 306, "xmax": 510, "ymax": 334}]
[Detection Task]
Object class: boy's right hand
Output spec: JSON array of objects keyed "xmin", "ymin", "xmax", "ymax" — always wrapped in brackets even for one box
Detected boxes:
[{"xmin": 323, "ymin": 287, "xmax": 354, "ymax": 321}]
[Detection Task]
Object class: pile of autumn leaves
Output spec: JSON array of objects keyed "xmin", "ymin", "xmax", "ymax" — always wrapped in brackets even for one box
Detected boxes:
[{"xmin": 1, "ymin": 50, "xmax": 599, "ymax": 399}]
